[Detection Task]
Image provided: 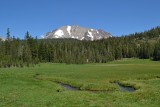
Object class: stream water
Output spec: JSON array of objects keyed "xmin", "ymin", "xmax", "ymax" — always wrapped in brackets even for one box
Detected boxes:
[
  {"xmin": 57, "ymin": 82, "xmax": 80, "ymax": 91},
  {"xmin": 115, "ymin": 82, "xmax": 135, "ymax": 92},
  {"xmin": 56, "ymin": 81, "xmax": 135, "ymax": 92}
]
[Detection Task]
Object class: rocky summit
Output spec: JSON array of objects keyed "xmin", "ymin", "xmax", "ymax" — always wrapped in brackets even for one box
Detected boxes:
[{"xmin": 44, "ymin": 25, "xmax": 112, "ymax": 41}]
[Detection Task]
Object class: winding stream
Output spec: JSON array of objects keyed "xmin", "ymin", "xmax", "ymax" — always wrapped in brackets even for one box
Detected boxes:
[
  {"xmin": 57, "ymin": 82, "xmax": 136, "ymax": 92},
  {"xmin": 33, "ymin": 74, "xmax": 135, "ymax": 92}
]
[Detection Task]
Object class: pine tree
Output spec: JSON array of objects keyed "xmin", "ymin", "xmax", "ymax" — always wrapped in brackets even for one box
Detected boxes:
[{"xmin": 153, "ymin": 40, "xmax": 160, "ymax": 61}]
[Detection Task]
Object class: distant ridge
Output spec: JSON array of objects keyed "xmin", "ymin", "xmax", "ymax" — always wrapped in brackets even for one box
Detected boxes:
[{"xmin": 44, "ymin": 25, "xmax": 112, "ymax": 41}]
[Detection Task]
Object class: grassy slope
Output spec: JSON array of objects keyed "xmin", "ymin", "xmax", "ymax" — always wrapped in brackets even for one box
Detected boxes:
[{"xmin": 0, "ymin": 59, "xmax": 160, "ymax": 107}]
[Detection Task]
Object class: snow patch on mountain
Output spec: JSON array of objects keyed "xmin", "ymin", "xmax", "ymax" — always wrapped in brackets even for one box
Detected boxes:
[
  {"xmin": 67, "ymin": 26, "xmax": 71, "ymax": 36},
  {"xmin": 71, "ymin": 36, "xmax": 78, "ymax": 39},
  {"xmin": 98, "ymin": 36, "xmax": 102, "ymax": 39},
  {"xmin": 54, "ymin": 30, "xmax": 64, "ymax": 38},
  {"xmin": 81, "ymin": 37, "xmax": 84, "ymax": 40},
  {"xmin": 96, "ymin": 30, "xmax": 99, "ymax": 34},
  {"xmin": 87, "ymin": 31, "xmax": 94, "ymax": 41},
  {"xmin": 71, "ymin": 36, "xmax": 75, "ymax": 38}
]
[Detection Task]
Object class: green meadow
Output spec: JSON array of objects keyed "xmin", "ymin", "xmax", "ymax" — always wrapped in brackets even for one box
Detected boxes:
[{"xmin": 0, "ymin": 59, "xmax": 160, "ymax": 107}]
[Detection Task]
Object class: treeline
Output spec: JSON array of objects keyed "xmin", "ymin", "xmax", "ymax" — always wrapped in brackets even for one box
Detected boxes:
[
  {"xmin": 0, "ymin": 27, "xmax": 160, "ymax": 68},
  {"xmin": 125, "ymin": 26, "xmax": 160, "ymax": 40},
  {"xmin": 0, "ymin": 30, "xmax": 39, "ymax": 68}
]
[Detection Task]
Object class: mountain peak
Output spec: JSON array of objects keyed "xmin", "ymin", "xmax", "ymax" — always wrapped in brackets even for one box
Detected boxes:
[{"xmin": 44, "ymin": 25, "xmax": 112, "ymax": 41}]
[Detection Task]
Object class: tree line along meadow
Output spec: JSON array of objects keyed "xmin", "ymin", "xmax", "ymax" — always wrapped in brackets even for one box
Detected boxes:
[{"xmin": 0, "ymin": 27, "xmax": 160, "ymax": 68}]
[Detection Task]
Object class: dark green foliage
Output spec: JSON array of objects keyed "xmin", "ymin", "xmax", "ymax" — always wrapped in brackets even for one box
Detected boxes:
[
  {"xmin": 153, "ymin": 40, "xmax": 160, "ymax": 61},
  {"xmin": 0, "ymin": 26, "xmax": 160, "ymax": 68},
  {"xmin": 0, "ymin": 31, "xmax": 39, "ymax": 67}
]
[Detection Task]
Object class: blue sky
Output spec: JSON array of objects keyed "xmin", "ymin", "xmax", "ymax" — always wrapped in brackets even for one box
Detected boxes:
[{"xmin": 0, "ymin": 0, "xmax": 160, "ymax": 38}]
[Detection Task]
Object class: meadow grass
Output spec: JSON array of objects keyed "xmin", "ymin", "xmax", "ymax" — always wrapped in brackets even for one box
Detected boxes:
[{"xmin": 0, "ymin": 58, "xmax": 160, "ymax": 107}]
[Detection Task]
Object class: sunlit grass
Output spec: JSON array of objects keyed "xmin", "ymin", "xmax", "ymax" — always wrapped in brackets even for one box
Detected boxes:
[{"xmin": 0, "ymin": 58, "xmax": 160, "ymax": 107}]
